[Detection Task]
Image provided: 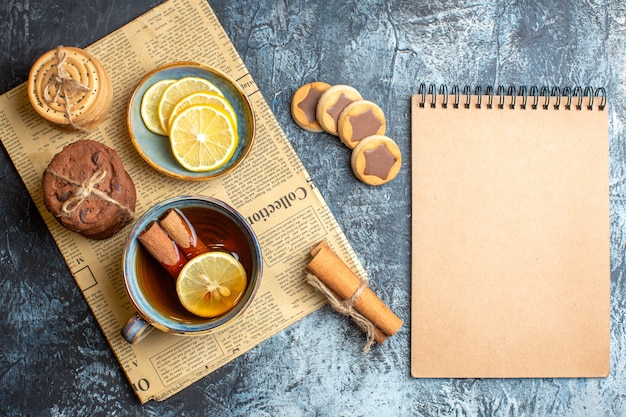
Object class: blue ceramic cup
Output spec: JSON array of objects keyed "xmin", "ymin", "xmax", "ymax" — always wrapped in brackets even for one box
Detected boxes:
[{"xmin": 121, "ymin": 196, "xmax": 263, "ymax": 343}]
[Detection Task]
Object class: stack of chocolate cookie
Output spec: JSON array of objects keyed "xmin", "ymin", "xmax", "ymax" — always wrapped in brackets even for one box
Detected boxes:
[
  {"xmin": 291, "ymin": 82, "xmax": 401, "ymax": 186},
  {"xmin": 28, "ymin": 46, "xmax": 112, "ymax": 132},
  {"xmin": 42, "ymin": 140, "xmax": 136, "ymax": 240}
]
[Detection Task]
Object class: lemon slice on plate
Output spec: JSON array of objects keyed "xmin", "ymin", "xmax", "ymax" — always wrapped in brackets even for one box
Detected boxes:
[
  {"xmin": 158, "ymin": 76, "xmax": 223, "ymax": 133},
  {"xmin": 168, "ymin": 91, "xmax": 238, "ymax": 131},
  {"xmin": 140, "ymin": 79, "xmax": 176, "ymax": 135},
  {"xmin": 169, "ymin": 104, "xmax": 238, "ymax": 172},
  {"xmin": 176, "ymin": 251, "xmax": 248, "ymax": 318}
]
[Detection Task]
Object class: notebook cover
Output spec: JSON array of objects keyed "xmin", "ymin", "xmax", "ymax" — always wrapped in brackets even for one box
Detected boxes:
[{"xmin": 410, "ymin": 91, "xmax": 610, "ymax": 378}]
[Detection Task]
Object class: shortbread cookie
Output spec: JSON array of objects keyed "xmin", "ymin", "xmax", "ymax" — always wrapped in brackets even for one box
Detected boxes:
[
  {"xmin": 316, "ymin": 85, "xmax": 362, "ymax": 135},
  {"xmin": 351, "ymin": 135, "xmax": 401, "ymax": 185},
  {"xmin": 338, "ymin": 100, "xmax": 386, "ymax": 149},
  {"xmin": 291, "ymin": 82, "xmax": 331, "ymax": 132},
  {"xmin": 42, "ymin": 140, "xmax": 136, "ymax": 239}
]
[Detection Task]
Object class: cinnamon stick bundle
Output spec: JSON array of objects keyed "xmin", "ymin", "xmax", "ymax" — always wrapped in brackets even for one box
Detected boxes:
[
  {"xmin": 137, "ymin": 209, "xmax": 209, "ymax": 280},
  {"xmin": 306, "ymin": 241, "xmax": 402, "ymax": 348},
  {"xmin": 137, "ymin": 221, "xmax": 187, "ymax": 279},
  {"xmin": 160, "ymin": 209, "xmax": 208, "ymax": 259}
]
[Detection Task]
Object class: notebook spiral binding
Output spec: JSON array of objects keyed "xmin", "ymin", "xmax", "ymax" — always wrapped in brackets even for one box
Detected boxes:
[{"xmin": 418, "ymin": 83, "xmax": 606, "ymax": 111}]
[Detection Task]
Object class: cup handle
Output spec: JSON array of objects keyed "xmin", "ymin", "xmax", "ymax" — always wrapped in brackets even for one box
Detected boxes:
[{"xmin": 121, "ymin": 314, "xmax": 154, "ymax": 344}]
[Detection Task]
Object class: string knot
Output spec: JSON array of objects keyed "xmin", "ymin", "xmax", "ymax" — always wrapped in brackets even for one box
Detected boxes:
[
  {"xmin": 61, "ymin": 169, "xmax": 107, "ymax": 213},
  {"xmin": 45, "ymin": 166, "xmax": 134, "ymax": 224},
  {"xmin": 305, "ymin": 272, "xmax": 377, "ymax": 353},
  {"xmin": 42, "ymin": 46, "xmax": 91, "ymax": 132}
]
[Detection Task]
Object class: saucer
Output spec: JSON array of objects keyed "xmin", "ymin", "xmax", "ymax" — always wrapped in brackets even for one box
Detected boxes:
[{"xmin": 127, "ymin": 62, "xmax": 256, "ymax": 181}]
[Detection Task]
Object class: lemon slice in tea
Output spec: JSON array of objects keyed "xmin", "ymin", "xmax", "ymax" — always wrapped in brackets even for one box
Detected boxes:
[
  {"xmin": 176, "ymin": 251, "xmax": 248, "ymax": 318},
  {"xmin": 169, "ymin": 104, "xmax": 238, "ymax": 172},
  {"xmin": 168, "ymin": 91, "xmax": 238, "ymax": 131},
  {"xmin": 158, "ymin": 76, "xmax": 223, "ymax": 133},
  {"xmin": 140, "ymin": 79, "xmax": 176, "ymax": 135}
]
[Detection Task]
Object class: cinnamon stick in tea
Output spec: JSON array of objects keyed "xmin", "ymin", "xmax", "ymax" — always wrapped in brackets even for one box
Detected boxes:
[
  {"xmin": 160, "ymin": 208, "xmax": 208, "ymax": 259},
  {"xmin": 306, "ymin": 241, "xmax": 403, "ymax": 340},
  {"xmin": 137, "ymin": 220, "xmax": 187, "ymax": 279}
]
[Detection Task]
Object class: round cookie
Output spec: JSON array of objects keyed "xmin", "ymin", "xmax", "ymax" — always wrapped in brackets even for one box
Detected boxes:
[
  {"xmin": 28, "ymin": 46, "xmax": 112, "ymax": 132},
  {"xmin": 351, "ymin": 135, "xmax": 401, "ymax": 186},
  {"xmin": 338, "ymin": 100, "xmax": 386, "ymax": 149},
  {"xmin": 316, "ymin": 85, "xmax": 362, "ymax": 135},
  {"xmin": 42, "ymin": 140, "xmax": 136, "ymax": 240},
  {"xmin": 291, "ymin": 82, "xmax": 331, "ymax": 132}
]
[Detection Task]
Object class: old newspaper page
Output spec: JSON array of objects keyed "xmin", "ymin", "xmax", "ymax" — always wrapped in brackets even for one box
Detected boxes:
[{"xmin": 0, "ymin": 0, "xmax": 366, "ymax": 403}]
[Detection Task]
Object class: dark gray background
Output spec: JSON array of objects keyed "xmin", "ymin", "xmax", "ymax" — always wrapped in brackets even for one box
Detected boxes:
[{"xmin": 1, "ymin": 1, "xmax": 625, "ymax": 416}]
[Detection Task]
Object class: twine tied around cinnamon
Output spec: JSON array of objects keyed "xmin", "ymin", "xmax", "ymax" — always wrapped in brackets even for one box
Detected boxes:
[
  {"xmin": 305, "ymin": 272, "xmax": 377, "ymax": 353},
  {"xmin": 305, "ymin": 241, "xmax": 403, "ymax": 353},
  {"xmin": 42, "ymin": 46, "xmax": 91, "ymax": 132},
  {"xmin": 44, "ymin": 168, "xmax": 134, "ymax": 221}
]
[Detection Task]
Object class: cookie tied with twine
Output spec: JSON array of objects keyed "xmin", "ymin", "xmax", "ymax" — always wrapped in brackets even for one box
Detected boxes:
[
  {"xmin": 305, "ymin": 241, "xmax": 403, "ymax": 353},
  {"xmin": 28, "ymin": 46, "xmax": 112, "ymax": 132},
  {"xmin": 42, "ymin": 140, "xmax": 136, "ymax": 240}
]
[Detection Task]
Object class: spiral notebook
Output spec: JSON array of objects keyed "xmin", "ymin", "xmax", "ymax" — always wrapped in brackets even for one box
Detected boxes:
[{"xmin": 411, "ymin": 85, "xmax": 610, "ymax": 378}]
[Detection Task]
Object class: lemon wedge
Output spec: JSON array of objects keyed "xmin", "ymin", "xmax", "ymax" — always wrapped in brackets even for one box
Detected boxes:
[
  {"xmin": 169, "ymin": 104, "xmax": 238, "ymax": 172},
  {"xmin": 176, "ymin": 251, "xmax": 248, "ymax": 318},
  {"xmin": 140, "ymin": 79, "xmax": 176, "ymax": 135}
]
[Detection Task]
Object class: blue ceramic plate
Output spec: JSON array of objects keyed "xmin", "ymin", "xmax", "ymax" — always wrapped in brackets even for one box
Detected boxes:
[{"xmin": 127, "ymin": 62, "xmax": 255, "ymax": 181}]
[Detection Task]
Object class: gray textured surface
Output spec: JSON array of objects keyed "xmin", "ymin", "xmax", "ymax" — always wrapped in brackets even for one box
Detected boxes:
[{"xmin": 1, "ymin": 0, "xmax": 625, "ymax": 416}]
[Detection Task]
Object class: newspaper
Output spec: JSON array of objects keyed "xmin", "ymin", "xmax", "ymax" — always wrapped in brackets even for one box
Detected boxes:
[{"xmin": 0, "ymin": 0, "xmax": 366, "ymax": 403}]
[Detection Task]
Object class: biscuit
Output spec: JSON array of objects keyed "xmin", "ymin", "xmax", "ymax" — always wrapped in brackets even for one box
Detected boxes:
[
  {"xmin": 338, "ymin": 100, "xmax": 386, "ymax": 149},
  {"xmin": 42, "ymin": 140, "xmax": 136, "ymax": 239},
  {"xmin": 291, "ymin": 82, "xmax": 331, "ymax": 132},
  {"xmin": 28, "ymin": 46, "xmax": 112, "ymax": 132},
  {"xmin": 316, "ymin": 85, "xmax": 362, "ymax": 135},
  {"xmin": 351, "ymin": 135, "xmax": 401, "ymax": 185}
]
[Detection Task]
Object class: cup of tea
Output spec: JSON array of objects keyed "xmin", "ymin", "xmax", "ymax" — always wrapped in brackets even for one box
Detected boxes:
[{"xmin": 121, "ymin": 195, "xmax": 263, "ymax": 343}]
